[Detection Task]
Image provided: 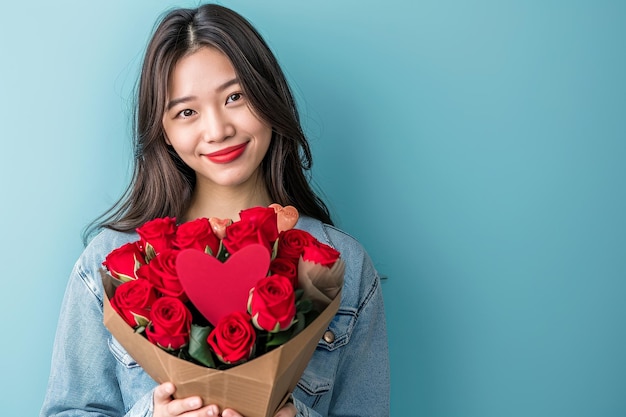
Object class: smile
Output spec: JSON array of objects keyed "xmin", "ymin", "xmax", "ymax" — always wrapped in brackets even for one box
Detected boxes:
[{"xmin": 205, "ymin": 143, "xmax": 248, "ymax": 164}]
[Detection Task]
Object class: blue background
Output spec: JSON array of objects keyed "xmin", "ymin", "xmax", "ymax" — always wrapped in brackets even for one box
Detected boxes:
[{"xmin": 1, "ymin": 1, "xmax": 624, "ymax": 416}]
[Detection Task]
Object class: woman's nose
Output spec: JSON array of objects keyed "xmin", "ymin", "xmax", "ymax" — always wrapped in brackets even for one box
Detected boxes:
[{"xmin": 201, "ymin": 108, "xmax": 235, "ymax": 143}]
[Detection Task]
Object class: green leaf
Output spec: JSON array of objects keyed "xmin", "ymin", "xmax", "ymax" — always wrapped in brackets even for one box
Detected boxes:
[
  {"xmin": 145, "ymin": 243, "xmax": 157, "ymax": 262},
  {"xmin": 156, "ymin": 342, "xmax": 180, "ymax": 352},
  {"xmin": 265, "ymin": 329, "xmax": 292, "ymax": 347},
  {"xmin": 294, "ymin": 288, "xmax": 304, "ymax": 300},
  {"xmin": 132, "ymin": 313, "xmax": 150, "ymax": 328},
  {"xmin": 303, "ymin": 310, "xmax": 320, "ymax": 329},
  {"xmin": 134, "ymin": 255, "xmax": 143, "ymax": 273},
  {"xmin": 292, "ymin": 312, "xmax": 306, "ymax": 336},
  {"xmin": 188, "ymin": 324, "xmax": 216, "ymax": 368},
  {"xmin": 296, "ymin": 298, "xmax": 313, "ymax": 315},
  {"xmin": 270, "ymin": 239, "xmax": 279, "ymax": 261},
  {"xmin": 116, "ymin": 273, "xmax": 135, "ymax": 283},
  {"xmin": 265, "ymin": 311, "xmax": 307, "ymax": 348},
  {"xmin": 216, "ymin": 241, "xmax": 229, "ymax": 262}
]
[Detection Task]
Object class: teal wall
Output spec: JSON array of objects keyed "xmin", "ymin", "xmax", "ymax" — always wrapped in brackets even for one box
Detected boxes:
[{"xmin": 2, "ymin": 1, "xmax": 624, "ymax": 416}]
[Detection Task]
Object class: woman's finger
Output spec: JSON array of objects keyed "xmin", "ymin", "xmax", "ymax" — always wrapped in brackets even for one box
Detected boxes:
[
  {"xmin": 222, "ymin": 408, "xmax": 244, "ymax": 417},
  {"xmin": 153, "ymin": 383, "xmax": 175, "ymax": 407},
  {"xmin": 165, "ymin": 396, "xmax": 203, "ymax": 416},
  {"xmin": 273, "ymin": 403, "xmax": 297, "ymax": 417},
  {"xmin": 153, "ymin": 382, "xmax": 204, "ymax": 416},
  {"xmin": 220, "ymin": 403, "xmax": 296, "ymax": 417}
]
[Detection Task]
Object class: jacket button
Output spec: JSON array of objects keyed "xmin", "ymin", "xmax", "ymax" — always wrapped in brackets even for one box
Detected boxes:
[{"xmin": 323, "ymin": 330, "xmax": 335, "ymax": 344}]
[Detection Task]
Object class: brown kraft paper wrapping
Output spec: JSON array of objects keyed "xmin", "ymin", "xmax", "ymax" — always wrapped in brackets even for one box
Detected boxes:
[{"xmin": 102, "ymin": 271, "xmax": 341, "ymax": 417}]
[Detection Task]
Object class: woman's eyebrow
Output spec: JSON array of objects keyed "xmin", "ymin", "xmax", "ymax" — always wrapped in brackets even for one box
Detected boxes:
[
  {"xmin": 217, "ymin": 77, "xmax": 240, "ymax": 92},
  {"xmin": 166, "ymin": 78, "xmax": 240, "ymax": 111},
  {"xmin": 166, "ymin": 95, "xmax": 196, "ymax": 111}
]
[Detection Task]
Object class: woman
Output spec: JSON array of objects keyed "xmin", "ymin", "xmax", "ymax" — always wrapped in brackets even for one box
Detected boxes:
[{"xmin": 40, "ymin": 4, "xmax": 389, "ymax": 417}]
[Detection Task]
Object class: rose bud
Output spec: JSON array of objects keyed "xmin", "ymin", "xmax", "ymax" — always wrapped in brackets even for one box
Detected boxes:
[
  {"xmin": 102, "ymin": 241, "xmax": 145, "ymax": 282},
  {"xmin": 110, "ymin": 279, "xmax": 156, "ymax": 328},
  {"xmin": 248, "ymin": 274, "xmax": 296, "ymax": 333},
  {"xmin": 146, "ymin": 296, "xmax": 192, "ymax": 350},
  {"xmin": 207, "ymin": 311, "xmax": 256, "ymax": 364}
]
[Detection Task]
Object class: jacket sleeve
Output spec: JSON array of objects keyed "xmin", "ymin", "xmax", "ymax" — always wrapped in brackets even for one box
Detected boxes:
[
  {"xmin": 40, "ymin": 259, "xmax": 155, "ymax": 417},
  {"xmin": 291, "ymin": 225, "xmax": 391, "ymax": 417},
  {"xmin": 328, "ymin": 255, "xmax": 390, "ymax": 417}
]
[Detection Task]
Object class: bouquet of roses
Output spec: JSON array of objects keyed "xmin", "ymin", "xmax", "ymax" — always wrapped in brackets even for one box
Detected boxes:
[{"xmin": 100, "ymin": 204, "xmax": 344, "ymax": 416}]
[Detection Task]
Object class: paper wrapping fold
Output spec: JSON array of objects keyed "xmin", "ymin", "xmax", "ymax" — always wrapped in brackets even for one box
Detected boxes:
[{"xmin": 102, "ymin": 272, "xmax": 340, "ymax": 417}]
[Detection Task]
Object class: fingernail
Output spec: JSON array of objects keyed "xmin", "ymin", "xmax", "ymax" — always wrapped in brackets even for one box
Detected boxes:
[
  {"xmin": 188, "ymin": 398, "xmax": 201, "ymax": 408},
  {"xmin": 207, "ymin": 405, "xmax": 219, "ymax": 416}
]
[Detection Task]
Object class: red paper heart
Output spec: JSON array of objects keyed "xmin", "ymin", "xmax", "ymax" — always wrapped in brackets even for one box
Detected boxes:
[{"xmin": 176, "ymin": 244, "xmax": 271, "ymax": 325}]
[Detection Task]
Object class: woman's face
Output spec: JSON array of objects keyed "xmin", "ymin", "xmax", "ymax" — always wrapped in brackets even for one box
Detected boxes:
[{"xmin": 162, "ymin": 47, "xmax": 272, "ymax": 193}]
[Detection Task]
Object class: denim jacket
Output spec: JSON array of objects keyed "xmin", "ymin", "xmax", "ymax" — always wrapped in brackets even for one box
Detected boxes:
[{"xmin": 40, "ymin": 216, "xmax": 390, "ymax": 417}]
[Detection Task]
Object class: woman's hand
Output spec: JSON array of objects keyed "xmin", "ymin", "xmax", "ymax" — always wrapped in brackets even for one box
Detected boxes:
[
  {"xmin": 153, "ymin": 382, "xmax": 297, "ymax": 417},
  {"xmin": 153, "ymin": 382, "xmax": 220, "ymax": 417},
  {"xmin": 221, "ymin": 402, "xmax": 297, "ymax": 417}
]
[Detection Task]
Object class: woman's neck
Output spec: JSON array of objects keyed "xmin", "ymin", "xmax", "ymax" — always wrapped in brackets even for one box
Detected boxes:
[{"xmin": 183, "ymin": 181, "xmax": 273, "ymax": 222}]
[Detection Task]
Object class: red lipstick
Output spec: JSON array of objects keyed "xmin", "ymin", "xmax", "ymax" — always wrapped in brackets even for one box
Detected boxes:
[{"xmin": 206, "ymin": 143, "xmax": 248, "ymax": 164}]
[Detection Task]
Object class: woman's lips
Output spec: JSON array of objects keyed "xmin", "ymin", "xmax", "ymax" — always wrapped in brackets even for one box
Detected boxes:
[{"xmin": 206, "ymin": 143, "xmax": 248, "ymax": 164}]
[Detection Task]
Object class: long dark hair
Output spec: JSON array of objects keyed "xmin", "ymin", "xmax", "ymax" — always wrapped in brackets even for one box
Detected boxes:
[{"xmin": 84, "ymin": 4, "xmax": 332, "ymax": 244}]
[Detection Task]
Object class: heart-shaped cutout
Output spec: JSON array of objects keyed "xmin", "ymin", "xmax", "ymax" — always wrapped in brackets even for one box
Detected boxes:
[
  {"xmin": 269, "ymin": 203, "xmax": 299, "ymax": 232},
  {"xmin": 208, "ymin": 217, "xmax": 232, "ymax": 240},
  {"xmin": 176, "ymin": 244, "xmax": 270, "ymax": 325}
]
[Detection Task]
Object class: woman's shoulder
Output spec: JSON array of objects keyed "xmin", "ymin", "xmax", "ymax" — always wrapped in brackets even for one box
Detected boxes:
[
  {"xmin": 81, "ymin": 228, "xmax": 139, "ymax": 264},
  {"xmin": 296, "ymin": 216, "xmax": 366, "ymax": 256},
  {"xmin": 72, "ymin": 228, "xmax": 139, "ymax": 300}
]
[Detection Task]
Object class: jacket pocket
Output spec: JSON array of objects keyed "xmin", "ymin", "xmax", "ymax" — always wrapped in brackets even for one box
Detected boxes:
[
  {"xmin": 108, "ymin": 335, "xmax": 140, "ymax": 368},
  {"xmin": 295, "ymin": 308, "xmax": 356, "ymax": 405}
]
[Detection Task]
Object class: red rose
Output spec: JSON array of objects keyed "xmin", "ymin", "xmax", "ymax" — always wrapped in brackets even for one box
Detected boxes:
[
  {"xmin": 207, "ymin": 311, "xmax": 256, "ymax": 364},
  {"xmin": 302, "ymin": 240, "xmax": 340, "ymax": 267},
  {"xmin": 222, "ymin": 219, "xmax": 270, "ymax": 254},
  {"xmin": 239, "ymin": 206, "xmax": 279, "ymax": 243},
  {"xmin": 174, "ymin": 217, "xmax": 220, "ymax": 256},
  {"xmin": 110, "ymin": 278, "xmax": 156, "ymax": 328},
  {"xmin": 270, "ymin": 257, "xmax": 298, "ymax": 287},
  {"xmin": 136, "ymin": 217, "xmax": 177, "ymax": 259},
  {"xmin": 277, "ymin": 229, "xmax": 313, "ymax": 261},
  {"xmin": 102, "ymin": 241, "xmax": 145, "ymax": 281},
  {"xmin": 146, "ymin": 296, "xmax": 192, "ymax": 350},
  {"xmin": 248, "ymin": 274, "xmax": 296, "ymax": 333},
  {"xmin": 141, "ymin": 249, "xmax": 187, "ymax": 302}
]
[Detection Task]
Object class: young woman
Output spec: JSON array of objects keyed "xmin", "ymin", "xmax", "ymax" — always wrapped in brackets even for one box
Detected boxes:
[{"xmin": 40, "ymin": 4, "xmax": 389, "ymax": 417}]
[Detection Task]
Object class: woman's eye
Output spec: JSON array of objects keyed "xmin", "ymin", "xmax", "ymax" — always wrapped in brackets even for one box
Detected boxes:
[
  {"xmin": 177, "ymin": 109, "xmax": 196, "ymax": 118},
  {"xmin": 226, "ymin": 93, "xmax": 243, "ymax": 104}
]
